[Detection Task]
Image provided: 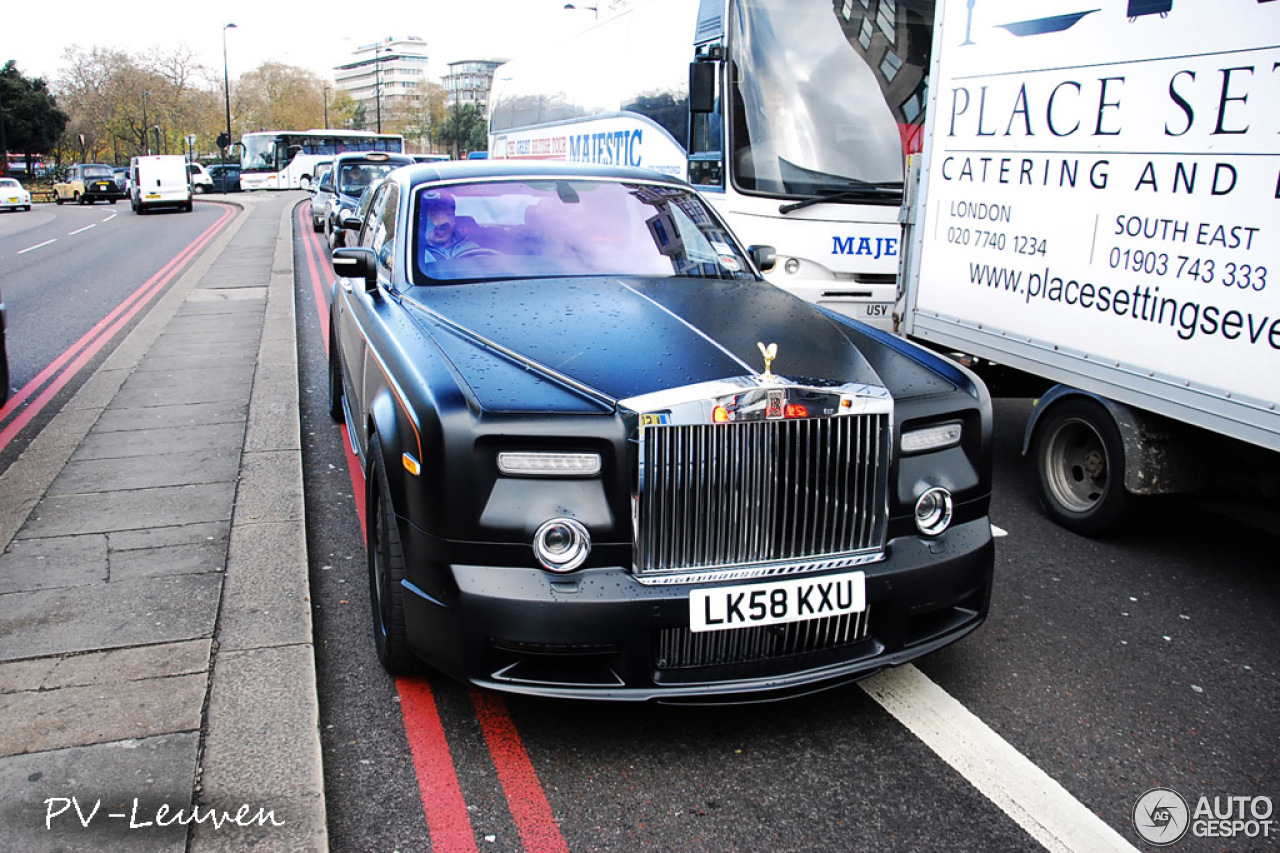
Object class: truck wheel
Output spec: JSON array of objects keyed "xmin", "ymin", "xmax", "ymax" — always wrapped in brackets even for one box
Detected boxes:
[
  {"xmin": 368, "ymin": 445, "xmax": 416, "ymax": 675},
  {"xmin": 1031, "ymin": 397, "xmax": 1130, "ymax": 536}
]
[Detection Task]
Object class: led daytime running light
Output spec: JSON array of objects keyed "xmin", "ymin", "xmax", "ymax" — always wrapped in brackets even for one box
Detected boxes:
[{"xmin": 498, "ymin": 452, "xmax": 602, "ymax": 477}]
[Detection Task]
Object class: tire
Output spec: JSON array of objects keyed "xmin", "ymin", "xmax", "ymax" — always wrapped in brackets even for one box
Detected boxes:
[
  {"xmin": 312, "ymin": 213, "xmax": 323, "ymax": 233},
  {"xmin": 193, "ymin": 185, "xmax": 206, "ymax": 194},
  {"xmin": 368, "ymin": 445, "xmax": 416, "ymax": 675},
  {"xmin": 300, "ymin": 176, "xmax": 312, "ymax": 190},
  {"xmin": 183, "ymin": 200, "xmax": 193, "ymax": 212},
  {"xmin": 75, "ymin": 192, "xmax": 84, "ymax": 205},
  {"xmin": 327, "ymin": 325, "xmax": 345, "ymax": 423},
  {"xmin": 1031, "ymin": 397, "xmax": 1131, "ymax": 536},
  {"xmin": 55, "ymin": 194, "xmax": 64, "ymax": 205},
  {"xmin": 0, "ymin": 337, "xmax": 9, "ymax": 407}
]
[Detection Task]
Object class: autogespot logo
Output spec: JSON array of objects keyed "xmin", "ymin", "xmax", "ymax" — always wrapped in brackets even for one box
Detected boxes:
[{"xmin": 1134, "ymin": 788, "xmax": 1190, "ymax": 846}]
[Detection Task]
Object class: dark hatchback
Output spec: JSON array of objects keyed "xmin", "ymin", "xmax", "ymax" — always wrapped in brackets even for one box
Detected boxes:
[
  {"xmin": 206, "ymin": 164, "xmax": 241, "ymax": 193},
  {"xmin": 327, "ymin": 161, "xmax": 994, "ymax": 702}
]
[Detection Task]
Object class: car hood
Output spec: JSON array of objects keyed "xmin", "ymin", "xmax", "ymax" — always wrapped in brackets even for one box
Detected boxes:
[{"xmin": 402, "ymin": 277, "xmax": 903, "ymax": 413}]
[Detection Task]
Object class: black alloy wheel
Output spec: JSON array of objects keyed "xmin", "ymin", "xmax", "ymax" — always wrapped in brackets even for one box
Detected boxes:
[{"xmin": 368, "ymin": 446, "xmax": 416, "ymax": 675}]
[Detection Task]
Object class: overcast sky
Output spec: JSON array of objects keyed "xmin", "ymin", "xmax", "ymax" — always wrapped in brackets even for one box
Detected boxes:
[{"xmin": 4, "ymin": 0, "xmax": 608, "ymax": 86}]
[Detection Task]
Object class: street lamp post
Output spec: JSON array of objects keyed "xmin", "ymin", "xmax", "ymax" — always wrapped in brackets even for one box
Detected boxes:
[
  {"xmin": 374, "ymin": 44, "xmax": 385, "ymax": 134},
  {"xmin": 153, "ymin": 125, "xmax": 162, "ymax": 155},
  {"xmin": 323, "ymin": 85, "xmax": 331, "ymax": 129},
  {"xmin": 142, "ymin": 90, "xmax": 150, "ymax": 155},
  {"xmin": 223, "ymin": 23, "xmax": 237, "ymax": 162}
]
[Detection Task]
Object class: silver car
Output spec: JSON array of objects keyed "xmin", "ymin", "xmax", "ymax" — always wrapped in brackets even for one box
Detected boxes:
[{"xmin": 310, "ymin": 163, "xmax": 334, "ymax": 232}]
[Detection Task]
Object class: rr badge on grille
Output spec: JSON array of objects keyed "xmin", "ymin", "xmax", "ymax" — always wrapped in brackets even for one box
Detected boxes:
[{"xmin": 766, "ymin": 389, "xmax": 785, "ymax": 419}]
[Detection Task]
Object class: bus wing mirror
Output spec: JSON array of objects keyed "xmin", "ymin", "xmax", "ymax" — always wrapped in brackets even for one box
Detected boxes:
[{"xmin": 689, "ymin": 62, "xmax": 716, "ymax": 114}]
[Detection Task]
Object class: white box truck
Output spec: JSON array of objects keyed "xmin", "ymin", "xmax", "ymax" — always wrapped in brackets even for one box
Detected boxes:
[
  {"xmin": 130, "ymin": 155, "xmax": 192, "ymax": 214},
  {"xmin": 899, "ymin": 0, "xmax": 1279, "ymax": 534}
]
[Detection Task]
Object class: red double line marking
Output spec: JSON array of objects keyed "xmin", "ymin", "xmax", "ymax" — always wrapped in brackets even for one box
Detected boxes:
[
  {"xmin": 295, "ymin": 205, "xmax": 568, "ymax": 853},
  {"xmin": 0, "ymin": 203, "xmax": 236, "ymax": 453}
]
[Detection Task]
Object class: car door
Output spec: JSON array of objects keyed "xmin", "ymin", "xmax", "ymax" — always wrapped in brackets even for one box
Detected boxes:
[{"xmin": 334, "ymin": 181, "xmax": 397, "ymax": 458}]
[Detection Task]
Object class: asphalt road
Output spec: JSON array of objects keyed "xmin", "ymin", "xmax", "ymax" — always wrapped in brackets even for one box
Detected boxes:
[
  {"xmin": 0, "ymin": 200, "xmax": 225, "ymax": 470},
  {"xmin": 292, "ymin": 203, "xmax": 1279, "ymax": 853}
]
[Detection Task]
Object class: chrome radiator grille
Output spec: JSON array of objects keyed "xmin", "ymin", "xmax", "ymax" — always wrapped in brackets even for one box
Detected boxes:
[
  {"xmin": 655, "ymin": 609, "xmax": 872, "ymax": 670},
  {"xmin": 635, "ymin": 414, "xmax": 888, "ymax": 576}
]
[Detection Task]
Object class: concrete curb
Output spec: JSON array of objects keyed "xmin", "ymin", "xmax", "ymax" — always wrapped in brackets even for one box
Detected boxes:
[{"xmin": 192, "ymin": 199, "xmax": 327, "ymax": 852}]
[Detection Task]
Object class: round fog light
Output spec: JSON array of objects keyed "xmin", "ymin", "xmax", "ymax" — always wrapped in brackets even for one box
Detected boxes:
[
  {"xmin": 533, "ymin": 518, "xmax": 591, "ymax": 572},
  {"xmin": 914, "ymin": 487, "xmax": 954, "ymax": 536}
]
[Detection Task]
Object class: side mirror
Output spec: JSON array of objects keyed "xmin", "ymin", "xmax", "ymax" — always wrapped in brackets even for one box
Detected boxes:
[
  {"xmin": 689, "ymin": 61, "xmax": 716, "ymax": 114},
  {"xmin": 332, "ymin": 246, "xmax": 378, "ymax": 293},
  {"xmin": 341, "ymin": 214, "xmax": 362, "ymax": 232},
  {"xmin": 749, "ymin": 245, "xmax": 777, "ymax": 273}
]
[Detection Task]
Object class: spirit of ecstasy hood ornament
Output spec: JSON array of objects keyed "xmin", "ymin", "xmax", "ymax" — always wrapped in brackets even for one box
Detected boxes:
[{"xmin": 757, "ymin": 341, "xmax": 778, "ymax": 378}]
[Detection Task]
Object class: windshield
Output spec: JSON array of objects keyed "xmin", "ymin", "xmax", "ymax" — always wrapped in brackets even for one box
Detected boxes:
[
  {"xmin": 412, "ymin": 180, "xmax": 755, "ymax": 284},
  {"xmin": 339, "ymin": 163, "xmax": 399, "ymax": 196},
  {"xmin": 729, "ymin": 0, "xmax": 931, "ymax": 196},
  {"xmin": 241, "ymin": 135, "xmax": 280, "ymax": 172},
  {"xmin": 82, "ymin": 165, "xmax": 114, "ymax": 179}
]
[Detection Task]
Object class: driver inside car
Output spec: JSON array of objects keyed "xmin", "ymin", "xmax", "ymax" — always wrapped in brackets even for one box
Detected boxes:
[{"xmin": 420, "ymin": 191, "xmax": 481, "ymax": 262}]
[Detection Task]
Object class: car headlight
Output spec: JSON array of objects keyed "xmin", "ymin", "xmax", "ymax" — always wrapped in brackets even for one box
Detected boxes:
[
  {"xmin": 914, "ymin": 487, "xmax": 954, "ymax": 537},
  {"xmin": 532, "ymin": 518, "xmax": 591, "ymax": 572}
]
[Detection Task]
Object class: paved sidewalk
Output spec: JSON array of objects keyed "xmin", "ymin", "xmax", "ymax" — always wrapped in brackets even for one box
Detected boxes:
[{"xmin": 0, "ymin": 193, "xmax": 326, "ymax": 851}]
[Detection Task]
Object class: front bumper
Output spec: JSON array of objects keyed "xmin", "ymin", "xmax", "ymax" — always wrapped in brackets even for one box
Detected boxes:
[{"xmin": 400, "ymin": 517, "xmax": 993, "ymax": 702}]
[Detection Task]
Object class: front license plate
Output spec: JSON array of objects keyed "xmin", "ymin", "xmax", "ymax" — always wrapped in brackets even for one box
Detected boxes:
[{"xmin": 689, "ymin": 571, "xmax": 865, "ymax": 633}]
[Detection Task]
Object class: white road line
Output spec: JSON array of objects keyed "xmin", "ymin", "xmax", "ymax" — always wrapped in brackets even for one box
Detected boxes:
[
  {"xmin": 102, "ymin": 213, "xmax": 117, "ymax": 222},
  {"xmin": 69, "ymin": 224, "xmax": 96, "ymax": 235},
  {"xmin": 18, "ymin": 239, "xmax": 56, "ymax": 254},
  {"xmin": 860, "ymin": 665, "xmax": 1139, "ymax": 853}
]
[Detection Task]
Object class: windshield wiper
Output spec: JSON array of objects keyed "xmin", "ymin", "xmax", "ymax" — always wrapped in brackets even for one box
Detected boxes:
[{"xmin": 778, "ymin": 183, "xmax": 903, "ymax": 214}]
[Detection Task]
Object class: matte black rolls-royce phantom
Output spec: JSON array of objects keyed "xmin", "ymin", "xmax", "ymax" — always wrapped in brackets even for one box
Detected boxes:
[{"xmin": 328, "ymin": 161, "xmax": 993, "ymax": 701}]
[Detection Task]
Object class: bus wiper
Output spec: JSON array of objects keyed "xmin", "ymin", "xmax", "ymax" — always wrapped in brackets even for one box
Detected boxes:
[{"xmin": 778, "ymin": 183, "xmax": 903, "ymax": 214}]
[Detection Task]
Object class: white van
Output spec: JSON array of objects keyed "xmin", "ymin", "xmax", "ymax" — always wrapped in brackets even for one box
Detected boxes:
[
  {"xmin": 187, "ymin": 162, "xmax": 214, "ymax": 194},
  {"xmin": 130, "ymin": 155, "xmax": 192, "ymax": 214}
]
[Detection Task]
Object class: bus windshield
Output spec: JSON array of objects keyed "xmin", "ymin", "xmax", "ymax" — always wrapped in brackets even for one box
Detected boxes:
[
  {"xmin": 730, "ymin": 0, "xmax": 930, "ymax": 198},
  {"xmin": 242, "ymin": 134, "xmax": 280, "ymax": 172}
]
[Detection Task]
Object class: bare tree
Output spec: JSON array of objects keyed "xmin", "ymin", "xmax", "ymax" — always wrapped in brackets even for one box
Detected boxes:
[{"xmin": 233, "ymin": 62, "xmax": 327, "ymax": 133}]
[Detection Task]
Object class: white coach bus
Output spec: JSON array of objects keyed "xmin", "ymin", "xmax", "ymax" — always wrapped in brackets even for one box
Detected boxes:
[
  {"xmin": 238, "ymin": 129, "xmax": 405, "ymax": 191},
  {"xmin": 488, "ymin": 0, "xmax": 933, "ymax": 329}
]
